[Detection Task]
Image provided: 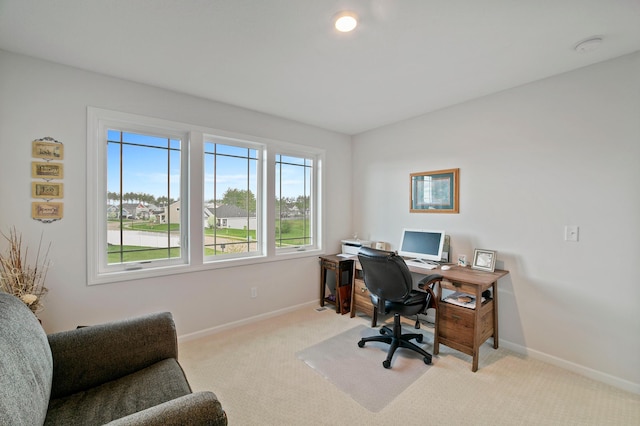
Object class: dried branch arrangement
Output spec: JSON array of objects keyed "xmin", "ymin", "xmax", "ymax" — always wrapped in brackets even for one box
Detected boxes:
[{"xmin": 0, "ymin": 227, "xmax": 50, "ymax": 313}]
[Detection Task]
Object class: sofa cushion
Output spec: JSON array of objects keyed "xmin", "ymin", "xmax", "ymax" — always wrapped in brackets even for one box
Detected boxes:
[
  {"xmin": 0, "ymin": 292, "xmax": 53, "ymax": 426},
  {"xmin": 45, "ymin": 358, "xmax": 192, "ymax": 425}
]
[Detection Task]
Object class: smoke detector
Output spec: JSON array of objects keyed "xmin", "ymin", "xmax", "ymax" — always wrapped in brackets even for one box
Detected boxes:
[{"xmin": 574, "ymin": 37, "xmax": 603, "ymax": 53}]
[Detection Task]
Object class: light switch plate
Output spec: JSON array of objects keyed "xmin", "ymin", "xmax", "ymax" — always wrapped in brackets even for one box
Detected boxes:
[{"xmin": 565, "ymin": 225, "xmax": 579, "ymax": 242}]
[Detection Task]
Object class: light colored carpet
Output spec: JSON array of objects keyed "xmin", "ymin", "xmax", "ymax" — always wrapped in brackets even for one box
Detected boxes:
[
  {"xmin": 296, "ymin": 324, "xmax": 431, "ymax": 412},
  {"xmin": 179, "ymin": 306, "xmax": 640, "ymax": 425}
]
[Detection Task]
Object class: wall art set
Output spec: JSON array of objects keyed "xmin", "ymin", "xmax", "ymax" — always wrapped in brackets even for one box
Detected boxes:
[{"xmin": 31, "ymin": 137, "xmax": 64, "ymax": 222}]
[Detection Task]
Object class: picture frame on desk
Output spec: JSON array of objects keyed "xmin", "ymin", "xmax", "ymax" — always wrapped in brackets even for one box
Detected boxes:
[{"xmin": 472, "ymin": 249, "xmax": 497, "ymax": 272}]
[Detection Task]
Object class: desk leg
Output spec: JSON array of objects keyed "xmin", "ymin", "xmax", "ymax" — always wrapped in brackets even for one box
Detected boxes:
[
  {"xmin": 333, "ymin": 269, "xmax": 341, "ymax": 313},
  {"xmin": 492, "ymin": 281, "xmax": 499, "ymax": 349},
  {"xmin": 472, "ymin": 286, "xmax": 482, "ymax": 372},
  {"xmin": 433, "ymin": 282, "xmax": 441, "ymax": 355},
  {"xmin": 320, "ymin": 266, "xmax": 326, "ymax": 307}
]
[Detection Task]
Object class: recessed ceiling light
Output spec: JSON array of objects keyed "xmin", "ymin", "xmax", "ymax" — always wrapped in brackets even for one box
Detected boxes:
[
  {"xmin": 334, "ymin": 12, "xmax": 358, "ymax": 32},
  {"xmin": 574, "ymin": 37, "xmax": 603, "ymax": 53}
]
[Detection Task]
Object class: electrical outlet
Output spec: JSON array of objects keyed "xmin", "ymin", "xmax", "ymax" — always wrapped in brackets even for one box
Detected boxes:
[
  {"xmin": 251, "ymin": 287, "xmax": 258, "ymax": 298},
  {"xmin": 564, "ymin": 226, "xmax": 579, "ymax": 242}
]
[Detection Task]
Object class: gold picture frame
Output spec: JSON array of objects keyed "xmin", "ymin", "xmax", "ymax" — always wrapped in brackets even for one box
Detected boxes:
[
  {"xmin": 32, "ymin": 182, "xmax": 63, "ymax": 199},
  {"xmin": 31, "ymin": 202, "xmax": 64, "ymax": 220},
  {"xmin": 31, "ymin": 162, "xmax": 64, "ymax": 179},
  {"xmin": 410, "ymin": 168, "xmax": 459, "ymax": 213},
  {"xmin": 32, "ymin": 140, "xmax": 64, "ymax": 160}
]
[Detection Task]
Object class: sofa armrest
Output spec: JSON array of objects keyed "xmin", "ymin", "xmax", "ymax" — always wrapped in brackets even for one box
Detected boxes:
[
  {"xmin": 105, "ymin": 392, "xmax": 228, "ymax": 426},
  {"xmin": 48, "ymin": 312, "xmax": 178, "ymax": 398}
]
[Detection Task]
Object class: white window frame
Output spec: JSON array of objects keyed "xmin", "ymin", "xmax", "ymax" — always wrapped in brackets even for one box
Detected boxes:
[
  {"xmin": 87, "ymin": 108, "xmax": 191, "ymax": 285},
  {"xmin": 87, "ymin": 107, "xmax": 324, "ymax": 285},
  {"xmin": 273, "ymin": 148, "xmax": 321, "ymax": 255},
  {"xmin": 202, "ymin": 135, "xmax": 264, "ymax": 263}
]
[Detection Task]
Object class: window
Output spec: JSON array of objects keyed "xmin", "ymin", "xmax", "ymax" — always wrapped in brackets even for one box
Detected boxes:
[
  {"xmin": 275, "ymin": 154, "xmax": 314, "ymax": 250},
  {"xmin": 106, "ymin": 130, "xmax": 182, "ymax": 264},
  {"xmin": 87, "ymin": 109, "xmax": 189, "ymax": 284},
  {"xmin": 203, "ymin": 139, "xmax": 261, "ymax": 259},
  {"xmin": 88, "ymin": 108, "xmax": 323, "ymax": 285}
]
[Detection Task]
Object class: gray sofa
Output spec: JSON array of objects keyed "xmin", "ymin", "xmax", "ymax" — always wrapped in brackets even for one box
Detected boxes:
[{"xmin": 0, "ymin": 292, "xmax": 227, "ymax": 425}]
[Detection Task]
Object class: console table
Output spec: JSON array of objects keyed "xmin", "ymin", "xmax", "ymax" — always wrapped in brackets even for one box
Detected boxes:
[
  {"xmin": 319, "ymin": 255, "xmax": 354, "ymax": 314},
  {"xmin": 351, "ymin": 260, "xmax": 509, "ymax": 371}
]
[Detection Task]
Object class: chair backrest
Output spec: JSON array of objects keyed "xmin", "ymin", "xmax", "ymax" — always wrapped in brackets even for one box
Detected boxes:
[{"xmin": 358, "ymin": 247, "xmax": 413, "ymax": 302}]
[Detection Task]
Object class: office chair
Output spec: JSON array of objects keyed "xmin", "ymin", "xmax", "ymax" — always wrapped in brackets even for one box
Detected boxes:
[{"xmin": 357, "ymin": 247, "xmax": 442, "ymax": 369}]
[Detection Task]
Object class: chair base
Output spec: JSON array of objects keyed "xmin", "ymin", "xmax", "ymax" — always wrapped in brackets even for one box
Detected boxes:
[{"xmin": 358, "ymin": 313, "xmax": 432, "ymax": 368}]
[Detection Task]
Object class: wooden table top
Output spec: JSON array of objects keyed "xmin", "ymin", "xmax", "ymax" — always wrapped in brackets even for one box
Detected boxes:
[{"xmin": 432, "ymin": 265, "xmax": 509, "ymax": 287}]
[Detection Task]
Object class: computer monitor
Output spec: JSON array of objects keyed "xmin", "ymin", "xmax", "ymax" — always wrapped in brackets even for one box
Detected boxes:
[{"xmin": 398, "ymin": 228, "xmax": 445, "ymax": 263}]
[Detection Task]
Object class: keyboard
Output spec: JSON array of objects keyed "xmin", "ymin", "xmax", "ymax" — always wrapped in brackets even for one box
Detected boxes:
[{"xmin": 405, "ymin": 260, "xmax": 437, "ymax": 270}]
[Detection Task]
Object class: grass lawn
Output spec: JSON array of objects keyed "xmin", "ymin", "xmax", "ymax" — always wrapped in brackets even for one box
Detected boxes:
[
  {"xmin": 108, "ymin": 245, "xmax": 180, "ymax": 263},
  {"xmin": 108, "ymin": 219, "xmax": 311, "ymax": 263}
]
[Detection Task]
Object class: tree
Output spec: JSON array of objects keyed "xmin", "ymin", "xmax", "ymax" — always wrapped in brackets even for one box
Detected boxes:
[
  {"xmin": 107, "ymin": 191, "xmax": 120, "ymax": 205},
  {"xmin": 295, "ymin": 195, "xmax": 309, "ymax": 215},
  {"xmin": 222, "ymin": 188, "xmax": 256, "ymax": 213}
]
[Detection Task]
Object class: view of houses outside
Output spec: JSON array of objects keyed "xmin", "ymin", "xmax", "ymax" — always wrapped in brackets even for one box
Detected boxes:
[{"xmin": 106, "ymin": 131, "xmax": 312, "ymax": 265}]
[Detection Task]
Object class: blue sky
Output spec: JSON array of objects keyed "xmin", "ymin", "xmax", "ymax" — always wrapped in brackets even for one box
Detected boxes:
[{"xmin": 107, "ymin": 131, "xmax": 306, "ymax": 203}]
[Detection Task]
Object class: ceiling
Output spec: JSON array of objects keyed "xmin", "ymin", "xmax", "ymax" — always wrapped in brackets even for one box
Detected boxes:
[{"xmin": 1, "ymin": 1, "xmax": 639, "ymax": 135}]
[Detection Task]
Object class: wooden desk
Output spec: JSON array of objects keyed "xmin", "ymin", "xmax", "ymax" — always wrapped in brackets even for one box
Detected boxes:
[
  {"xmin": 319, "ymin": 255, "xmax": 354, "ymax": 314},
  {"xmin": 351, "ymin": 260, "xmax": 509, "ymax": 371}
]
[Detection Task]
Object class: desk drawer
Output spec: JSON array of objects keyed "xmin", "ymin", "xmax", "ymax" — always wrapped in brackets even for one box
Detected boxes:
[
  {"xmin": 353, "ymin": 279, "xmax": 374, "ymax": 315},
  {"xmin": 321, "ymin": 260, "xmax": 338, "ymax": 270},
  {"xmin": 438, "ymin": 302, "xmax": 474, "ymax": 347}
]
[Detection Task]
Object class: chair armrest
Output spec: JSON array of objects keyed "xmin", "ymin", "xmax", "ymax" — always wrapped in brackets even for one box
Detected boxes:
[
  {"xmin": 417, "ymin": 274, "xmax": 443, "ymax": 307},
  {"xmin": 417, "ymin": 273, "xmax": 443, "ymax": 288},
  {"xmin": 48, "ymin": 312, "xmax": 178, "ymax": 398},
  {"xmin": 105, "ymin": 392, "xmax": 228, "ymax": 426}
]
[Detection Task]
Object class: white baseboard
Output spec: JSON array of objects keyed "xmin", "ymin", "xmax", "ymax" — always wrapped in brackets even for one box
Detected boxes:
[
  {"xmin": 177, "ymin": 300, "xmax": 317, "ymax": 343},
  {"xmin": 500, "ymin": 339, "xmax": 640, "ymax": 395}
]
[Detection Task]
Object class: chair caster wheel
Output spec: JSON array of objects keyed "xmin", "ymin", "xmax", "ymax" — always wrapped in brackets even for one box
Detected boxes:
[
  {"xmin": 383, "ymin": 360, "xmax": 391, "ymax": 369},
  {"xmin": 423, "ymin": 356, "xmax": 432, "ymax": 365},
  {"xmin": 358, "ymin": 340, "xmax": 365, "ymax": 348},
  {"xmin": 415, "ymin": 334, "xmax": 423, "ymax": 343}
]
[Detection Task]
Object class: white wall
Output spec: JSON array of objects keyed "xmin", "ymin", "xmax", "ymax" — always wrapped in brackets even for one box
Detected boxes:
[
  {"xmin": 0, "ymin": 50, "xmax": 352, "ymax": 336},
  {"xmin": 352, "ymin": 52, "xmax": 640, "ymax": 392},
  {"xmin": 2, "ymin": 48, "xmax": 638, "ymax": 393}
]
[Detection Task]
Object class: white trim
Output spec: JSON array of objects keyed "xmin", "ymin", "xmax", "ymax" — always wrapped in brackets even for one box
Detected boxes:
[
  {"xmin": 500, "ymin": 339, "xmax": 640, "ymax": 394},
  {"xmin": 87, "ymin": 107, "xmax": 326, "ymax": 285},
  {"xmin": 177, "ymin": 300, "xmax": 318, "ymax": 343}
]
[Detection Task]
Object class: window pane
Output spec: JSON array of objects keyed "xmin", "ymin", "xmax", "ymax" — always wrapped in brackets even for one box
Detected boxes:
[
  {"xmin": 204, "ymin": 141, "xmax": 259, "ymax": 258},
  {"xmin": 276, "ymin": 155, "xmax": 313, "ymax": 248},
  {"xmin": 107, "ymin": 130, "xmax": 181, "ymax": 264}
]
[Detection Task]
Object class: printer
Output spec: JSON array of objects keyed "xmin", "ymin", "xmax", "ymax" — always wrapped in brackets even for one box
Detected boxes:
[{"xmin": 341, "ymin": 239, "xmax": 372, "ymax": 256}]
